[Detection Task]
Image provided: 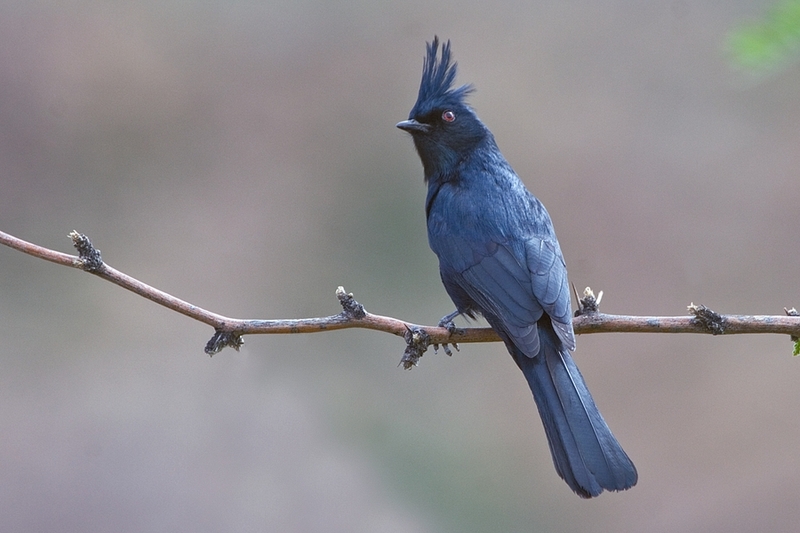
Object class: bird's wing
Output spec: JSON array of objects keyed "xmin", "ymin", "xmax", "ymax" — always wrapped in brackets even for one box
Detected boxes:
[
  {"xmin": 441, "ymin": 235, "xmax": 575, "ymax": 355},
  {"xmin": 524, "ymin": 237, "xmax": 575, "ymax": 351}
]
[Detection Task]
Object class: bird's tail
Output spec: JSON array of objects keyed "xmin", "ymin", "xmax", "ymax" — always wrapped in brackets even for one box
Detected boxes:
[{"xmin": 511, "ymin": 320, "xmax": 638, "ymax": 498}]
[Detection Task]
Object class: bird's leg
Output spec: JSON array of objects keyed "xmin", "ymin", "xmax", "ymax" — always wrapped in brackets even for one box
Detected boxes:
[
  {"xmin": 438, "ymin": 309, "xmax": 461, "ymax": 331},
  {"xmin": 433, "ymin": 309, "xmax": 462, "ymax": 356}
]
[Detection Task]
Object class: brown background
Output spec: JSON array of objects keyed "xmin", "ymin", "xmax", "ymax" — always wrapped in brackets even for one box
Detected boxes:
[{"xmin": 1, "ymin": 1, "xmax": 799, "ymax": 531}]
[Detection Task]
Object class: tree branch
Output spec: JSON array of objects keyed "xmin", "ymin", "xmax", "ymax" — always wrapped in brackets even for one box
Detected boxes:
[{"xmin": 2, "ymin": 229, "xmax": 799, "ymax": 365}]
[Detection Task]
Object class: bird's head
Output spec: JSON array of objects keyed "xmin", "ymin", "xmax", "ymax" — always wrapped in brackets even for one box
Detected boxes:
[{"xmin": 397, "ymin": 37, "xmax": 488, "ymax": 181}]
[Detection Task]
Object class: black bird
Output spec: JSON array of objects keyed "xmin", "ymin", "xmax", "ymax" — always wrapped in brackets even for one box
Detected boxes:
[{"xmin": 396, "ymin": 37, "xmax": 637, "ymax": 498}]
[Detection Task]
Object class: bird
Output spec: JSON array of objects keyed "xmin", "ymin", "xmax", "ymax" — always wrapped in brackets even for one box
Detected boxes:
[{"xmin": 396, "ymin": 37, "xmax": 637, "ymax": 498}]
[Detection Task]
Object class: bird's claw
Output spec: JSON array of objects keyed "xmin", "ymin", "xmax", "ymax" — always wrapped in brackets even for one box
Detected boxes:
[
  {"xmin": 434, "ymin": 311, "xmax": 462, "ymax": 356},
  {"xmin": 432, "ymin": 341, "xmax": 459, "ymax": 356}
]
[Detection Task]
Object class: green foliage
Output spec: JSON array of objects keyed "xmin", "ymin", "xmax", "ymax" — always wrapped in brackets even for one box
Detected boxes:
[
  {"xmin": 793, "ymin": 339, "xmax": 800, "ymax": 357},
  {"xmin": 728, "ymin": 0, "xmax": 800, "ymax": 73}
]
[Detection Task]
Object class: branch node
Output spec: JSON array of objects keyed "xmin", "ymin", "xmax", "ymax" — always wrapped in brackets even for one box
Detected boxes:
[
  {"xmin": 688, "ymin": 303, "xmax": 725, "ymax": 335},
  {"xmin": 205, "ymin": 329, "xmax": 244, "ymax": 356},
  {"xmin": 400, "ymin": 324, "xmax": 431, "ymax": 369},
  {"xmin": 69, "ymin": 231, "xmax": 104, "ymax": 272},
  {"xmin": 785, "ymin": 307, "xmax": 799, "ymax": 343},
  {"xmin": 574, "ymin": 286, "xmax": 603, "ymax": 316},
  {"xmin": 336, "ymin": 286, "xmax": 366, "ymax": 319}
]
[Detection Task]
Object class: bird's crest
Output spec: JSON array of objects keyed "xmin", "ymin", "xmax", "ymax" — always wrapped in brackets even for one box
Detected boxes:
[{"xmin": 411, "ymin": 37, "xmax": 474, "ymax": 118}]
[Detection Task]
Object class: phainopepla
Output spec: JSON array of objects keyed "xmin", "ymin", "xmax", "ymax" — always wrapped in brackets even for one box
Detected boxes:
[{"xmin": 396, "ymin": 37, "xmax": 637, "ymax": 498}]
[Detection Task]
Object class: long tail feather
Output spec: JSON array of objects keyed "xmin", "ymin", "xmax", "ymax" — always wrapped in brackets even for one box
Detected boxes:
[{"xmin": 511, "ymin": 320, "xmax": 637, "ymax": 498}]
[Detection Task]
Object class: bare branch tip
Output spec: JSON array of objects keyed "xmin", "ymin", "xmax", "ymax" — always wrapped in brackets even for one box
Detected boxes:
[
  {"xmin": 574, "ymin": 286, "xmax": 602, "ymax": 317},
  {"xmin": 69, "ymin": 231, "xmax": 104, "ymax": 272},
  {"xmin": 336, "ymin": 286, "xmax": 366, "ymax": 319}
]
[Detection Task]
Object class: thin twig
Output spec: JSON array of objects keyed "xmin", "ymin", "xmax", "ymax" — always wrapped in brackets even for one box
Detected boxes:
[{"xmin": 2, "ymin": 230, "xmax": 799, "ymax": 360}]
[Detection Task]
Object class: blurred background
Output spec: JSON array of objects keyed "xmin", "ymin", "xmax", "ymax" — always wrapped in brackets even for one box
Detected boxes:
[{"xmin": 1, "ymin": 1, "xmax": 799, "ymax": 531}]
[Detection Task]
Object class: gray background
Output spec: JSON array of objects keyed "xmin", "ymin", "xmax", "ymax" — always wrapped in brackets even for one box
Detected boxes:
[{"xmin": 1, "ymin": 1, "xmax": 799, "ymax": 531}]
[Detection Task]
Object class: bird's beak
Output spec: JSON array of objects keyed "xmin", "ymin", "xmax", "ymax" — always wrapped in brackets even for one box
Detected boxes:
[{"xmin": 396, "ymin": 119, "xmax": 430, "ymax": 133}]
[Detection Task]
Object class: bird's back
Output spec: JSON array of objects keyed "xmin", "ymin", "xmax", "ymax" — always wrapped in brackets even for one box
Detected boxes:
[{"xmin": 426, "ymin": 137, "xmax": 575, "ymax": 351}]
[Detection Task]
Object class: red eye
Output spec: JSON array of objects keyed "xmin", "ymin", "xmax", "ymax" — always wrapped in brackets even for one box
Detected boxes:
[{"xmin": 442, "ymin": 110, "xmax": 456, "ymax": 122}]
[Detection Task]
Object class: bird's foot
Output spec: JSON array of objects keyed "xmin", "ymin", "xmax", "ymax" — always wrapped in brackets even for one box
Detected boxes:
[{"xmin": 433, "ymin": 311, "xmax": 462, "ymax": 356}]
